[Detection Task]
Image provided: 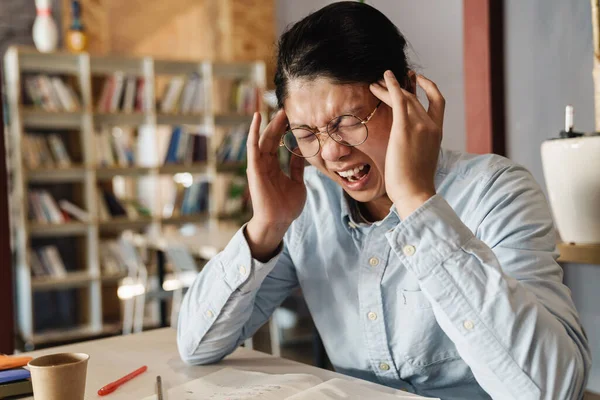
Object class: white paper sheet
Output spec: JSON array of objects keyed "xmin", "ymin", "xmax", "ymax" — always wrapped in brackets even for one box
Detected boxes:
[
  {"xmin": 141, "ymin": 368, "xmax": 438, "ymax": 400},
  {"xmin": 286, "ymin": 378, "xmax": 439, "ymax": 400},
  {"xmin": 140, "ymin": 368, "xmax": 323, "ymax": 400}
]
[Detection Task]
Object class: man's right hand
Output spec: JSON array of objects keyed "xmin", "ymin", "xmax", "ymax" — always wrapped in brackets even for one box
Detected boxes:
[{"xmin": 245, "ymin": 110, "xmax": 306, "ymax": 262}]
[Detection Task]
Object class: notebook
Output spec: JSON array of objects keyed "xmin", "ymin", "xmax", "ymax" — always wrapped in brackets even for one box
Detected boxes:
[
  {"xmin": 0, "ymin": 368, "xmax": 30, "ymax": 384},
  {"xmin": 0, "ymin": 378, "xmax": 33, "ymax": 398}
]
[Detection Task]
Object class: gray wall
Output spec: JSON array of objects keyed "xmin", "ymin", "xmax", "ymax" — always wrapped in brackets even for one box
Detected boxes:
[
  {"xmin": 276, "ymin": 0, "xmax": 466, "ymax": 151},
  {"xmin": 505, "ymin": 0, "xmax": 599, "ymax": 392}
]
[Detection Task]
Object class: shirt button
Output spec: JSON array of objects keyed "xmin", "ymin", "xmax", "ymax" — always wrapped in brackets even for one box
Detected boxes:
[
  {"xmin": 379, "ymin": 362, "xmax": 390, "ymax": 371},
  {"xmin": 403, "ymin": 244, "xmax": 416, "ymax": 256},
  {"xmin": 368, "ymin": 257, "xmax": 379, "ymax": 267},
  {"xmin": 367, "ymin": 311, "xmax": 377, "ymax": 321},
  {"xmin": 239, "ymin": 265, "xmax": 247, "ymax": 276},
  {"xmin": 205, "ymin": 310, "xmax": 214, "ymax": 318},
  {"xmin": 463, "ymin": 320, "xmax": 474, "ymax": 330}
]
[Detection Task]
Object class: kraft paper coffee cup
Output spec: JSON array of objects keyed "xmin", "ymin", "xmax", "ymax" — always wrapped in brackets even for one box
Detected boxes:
[{"xmin": 28, "ymin": 352, "xmax": 89, "ymax": 400}]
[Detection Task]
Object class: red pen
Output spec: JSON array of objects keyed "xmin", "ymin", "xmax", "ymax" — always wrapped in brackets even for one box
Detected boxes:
[{"xmin": 98, "ymin": 365, "xmax": 148, "ymax": 396}]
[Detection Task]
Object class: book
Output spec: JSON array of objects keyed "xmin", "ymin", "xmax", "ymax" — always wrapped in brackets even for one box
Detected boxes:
[
  {"xmin": 160, "ymin": 76, "xmax": 186, "ymax": 113},
  {"xmin": 102, "ymin": 190, "xmax": 127, "ymax": 217},
  {"xmin": 23, "ymin": 75, "xmax": 82, "ymax": 112},
  {"xmin": 180, "ymin": 73, "xmax": 199, "ymax": 114},
  {"xmin": 140, "ymin": 368, "xmax": 437, "ymax": 400},
  {"xmin": 97, "ymin": 75, "xmax": 114, "ymax": 112},
  {"xmin": 109, "ymin": 72, "xmax": 126, "ymax": 113},
  {"xmin": 29, "ymin": 248, "xmax": 49, "ymax": 276},
  {"xmin": 38, "ymin": 246, "xmax": 67, "ymax": 277},
  {"xmin": 59, "ymin": 199, "xmax": 89, "ymax": 222},
  {"xmin": 0, "ymin": 378, "xmax": 33, "ymax": 398},
  {"xmin": 163, "ymin": 126, "xmax": 182, "ymax": 164},
  {"xmin": 122, "ymin": 75, "xmax": 137, "ymax": 113},
  {"xmin": 96, "ymin": 189, "xmax": 111, "ymax": 221},
  {"xmin": 36, "ymin": 136, "xmax": 56, "ymax": 167},
  {"xmin": 39, "ymin": 191, "xmax": 64, "ymax": 223},
  {"xmin": 217, "ymin": 125, "xmax": 249, "ymax": 164},
  {"xmin": 47, "ymin": 134, "xmax": 72, "ymax": 167},
  {"xmin": 0, "ymin": 368, "xmax": 30, "ymax": 384}
]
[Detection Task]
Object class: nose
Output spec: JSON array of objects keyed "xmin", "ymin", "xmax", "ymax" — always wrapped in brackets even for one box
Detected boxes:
[{"xmin": 319, "ymin": 133, "xmax": 351, "ymax": 161}]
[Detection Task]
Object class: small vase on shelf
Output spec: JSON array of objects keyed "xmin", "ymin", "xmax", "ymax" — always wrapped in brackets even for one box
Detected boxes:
[
  {"xmin": 65, "ymin": 0, "xmax": 88, "ymax": 53},
  {"xmin": 32, "ymin": 0, "xmax": 58, "ymax": 53}
]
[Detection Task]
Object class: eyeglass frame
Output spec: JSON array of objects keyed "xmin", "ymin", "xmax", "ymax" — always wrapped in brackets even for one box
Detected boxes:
[{"xmin": 279, "ymin": 100, "xmax": 383, "ymax": 158}]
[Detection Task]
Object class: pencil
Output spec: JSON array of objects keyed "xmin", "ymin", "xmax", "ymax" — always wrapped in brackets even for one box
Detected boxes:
[{"xmin": 156, "ymin": 376, "xmax": 163, "ymax": 400}]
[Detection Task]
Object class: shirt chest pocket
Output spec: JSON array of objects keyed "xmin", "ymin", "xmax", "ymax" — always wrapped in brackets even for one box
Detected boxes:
[{"xmin": 390, "ymin": 289, "xmax": 462, "ymax": 379}]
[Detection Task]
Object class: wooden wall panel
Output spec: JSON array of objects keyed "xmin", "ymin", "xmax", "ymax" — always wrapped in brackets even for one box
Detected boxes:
[
  {"xmin": 463, "ymin": 0, "xmax": 505, "ymax": 155},
  {"xmin": 63, "ymin": 0, "xmax": 276, "ymax": 84},
  {"xmin": 62, "ymin": 0, "xmax": 111, "ymax": 54}
]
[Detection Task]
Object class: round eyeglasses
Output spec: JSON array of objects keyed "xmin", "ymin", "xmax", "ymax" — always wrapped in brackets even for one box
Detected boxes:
[{"xmin": 279, "ymin": 101, "xmax": 382, "ymax": 158}]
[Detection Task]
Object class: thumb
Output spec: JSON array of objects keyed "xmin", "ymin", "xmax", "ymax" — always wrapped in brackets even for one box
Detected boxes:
[{"xmin": 289, "ymin": 154, "xmax": 306, "ymax": 184}]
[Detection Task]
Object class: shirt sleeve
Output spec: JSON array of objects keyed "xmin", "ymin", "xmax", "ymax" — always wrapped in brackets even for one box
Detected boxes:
[
  {"xmin": 177, "ymin": 223, "xmax": 299, "ymax": 365},
  {"xmin": 386, "ymin": 163, "xmax": 591, "ymax": 399}
]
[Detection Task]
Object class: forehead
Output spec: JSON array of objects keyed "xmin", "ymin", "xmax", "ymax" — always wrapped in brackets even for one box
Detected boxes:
[{"xmin": 284, "ymin": 78, "xmax": 371, "ymax": 127}]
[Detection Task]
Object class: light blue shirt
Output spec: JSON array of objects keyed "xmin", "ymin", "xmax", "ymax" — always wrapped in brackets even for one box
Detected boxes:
[{"xmin": 177, "ymin": 149, "xmax": 591, "ymax": 399}]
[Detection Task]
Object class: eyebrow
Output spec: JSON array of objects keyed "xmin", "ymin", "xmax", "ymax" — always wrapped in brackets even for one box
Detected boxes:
[{"xmin": 288, "ymin": 105, "xmax": 366, "ymax": 128}]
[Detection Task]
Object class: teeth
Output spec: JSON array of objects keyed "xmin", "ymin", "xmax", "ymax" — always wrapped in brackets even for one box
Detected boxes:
[{"xmin": 337, "ymin": 164, "xmax": 367, "ymax": 179}]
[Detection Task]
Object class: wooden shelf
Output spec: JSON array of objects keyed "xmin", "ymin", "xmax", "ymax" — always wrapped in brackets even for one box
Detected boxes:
[
  {"xmin": 557, "ymin": 242, "xmax": 600, "ymax": 265},
  {"xmin": 156, "ymin": 113, "xmax": 204, "ymax": 126},
  {"xmin": 158, "ymin": 163, "xmax": 208, "ymax": 175},
  {"xmin": 215, "ymin": 113, "xmax": 253, "ymax": 126},
  {"xmin": 29, "ymin": 222, "xmax": 88, "ymax": 237},
  {"xmin": 216, "ymin": 162, "xmax": 246, "ymax": 173},
  {"xmin": 21, "ymin": 107, "xmax": 84, "ymax": 129},
  {"xmin": 96, "ymin": 166, "xmax": 152, "ymax": 179},
  {"xmin": 5, "ymin": 47, "xmax": 266, "ymax": 346},
  {"xmin": 27, "ymin": 166, "xmax": 87, "ymax": 182},
  {"xmin": 32, "ymin": 271, "xmax": 95, "ymax": 291},
  {"xmin": 94, "ymin": 112, "xmax": 145, "ymax": 126},
  {"xmin": 161, "ymin": 213, "xmax": 209, "ymax": 225},
  {"xmin": 99, "ymin": 217, "xmax": 154, "ymax": 231},
  {"xmin": 17, "ymin": 47, "xmax": 81, "ymax": 73},
  {"xmin": 90, "ymin": 55, "xmax": 145, "ymax": 75}
]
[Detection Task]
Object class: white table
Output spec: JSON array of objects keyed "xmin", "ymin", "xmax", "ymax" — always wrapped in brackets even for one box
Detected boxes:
[{"xmin": 19, "ymin": 328, "xmax": 405, "ymax": 399}]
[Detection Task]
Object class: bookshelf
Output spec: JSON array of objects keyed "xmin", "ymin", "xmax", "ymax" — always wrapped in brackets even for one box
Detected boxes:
[{"xmin": 4, "ymin": 46, "xmax": 265, "ymax": 348}]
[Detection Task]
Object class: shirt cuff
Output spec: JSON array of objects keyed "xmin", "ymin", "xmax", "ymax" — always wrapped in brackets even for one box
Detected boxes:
[
  {"xmin": 219, "ymin": 223, "xmax": 283, "ymax": 293},
  {"xmin": 386, "ymin": 194, "xmax": 475, "ymax": 279}
]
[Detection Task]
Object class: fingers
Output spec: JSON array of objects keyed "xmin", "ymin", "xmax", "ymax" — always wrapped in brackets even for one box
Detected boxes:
[
  {"xmin": 288, "ymin": 152, "xmax": 305, "ymax": 184},
  {"xmin": 370, "ymin": 72, "xmax": 426, "ymax": 121},
  {"xmin": 369, "ymin": 80, "xmax": 392, "ymax": 108},
  {"xmin": 382, "ymin": 70, "xmax": 408, "ymax": 126},
  {"xmin": 258, "ymin": 109, "xmax": 288, "ymax": 153},
  {"xmin": 247, "ymin": 112, "xmax": 262, "ymax": 168},
  {"xmin": 416, "ymin": 74, "xmax": 446, "ymax": 129}
]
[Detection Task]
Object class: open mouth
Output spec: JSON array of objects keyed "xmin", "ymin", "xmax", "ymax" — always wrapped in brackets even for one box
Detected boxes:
[{"xmin": 335, "ymin": 164, "xmax": 371, "ymax": 183}]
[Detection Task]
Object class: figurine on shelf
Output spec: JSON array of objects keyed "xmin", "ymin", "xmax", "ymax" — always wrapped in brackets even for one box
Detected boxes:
[
  {"xmin": 65, "ymin": 0, "xmax": 88, "ymax": 53},
  {"xmin": 32, "ymin": 0, "xmax": 59, "ymax": 53}
]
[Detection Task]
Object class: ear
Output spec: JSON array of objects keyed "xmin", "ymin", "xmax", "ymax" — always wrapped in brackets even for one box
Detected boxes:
[{"xmin": 406, "ymin": 70, "xmax": 417, "ymax": 94}]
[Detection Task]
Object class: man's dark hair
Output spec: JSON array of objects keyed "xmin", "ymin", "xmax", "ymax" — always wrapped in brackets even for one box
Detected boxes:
[{"xmin": 274, "ymin": 1, "xmax": 410, "ymax": 108}]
